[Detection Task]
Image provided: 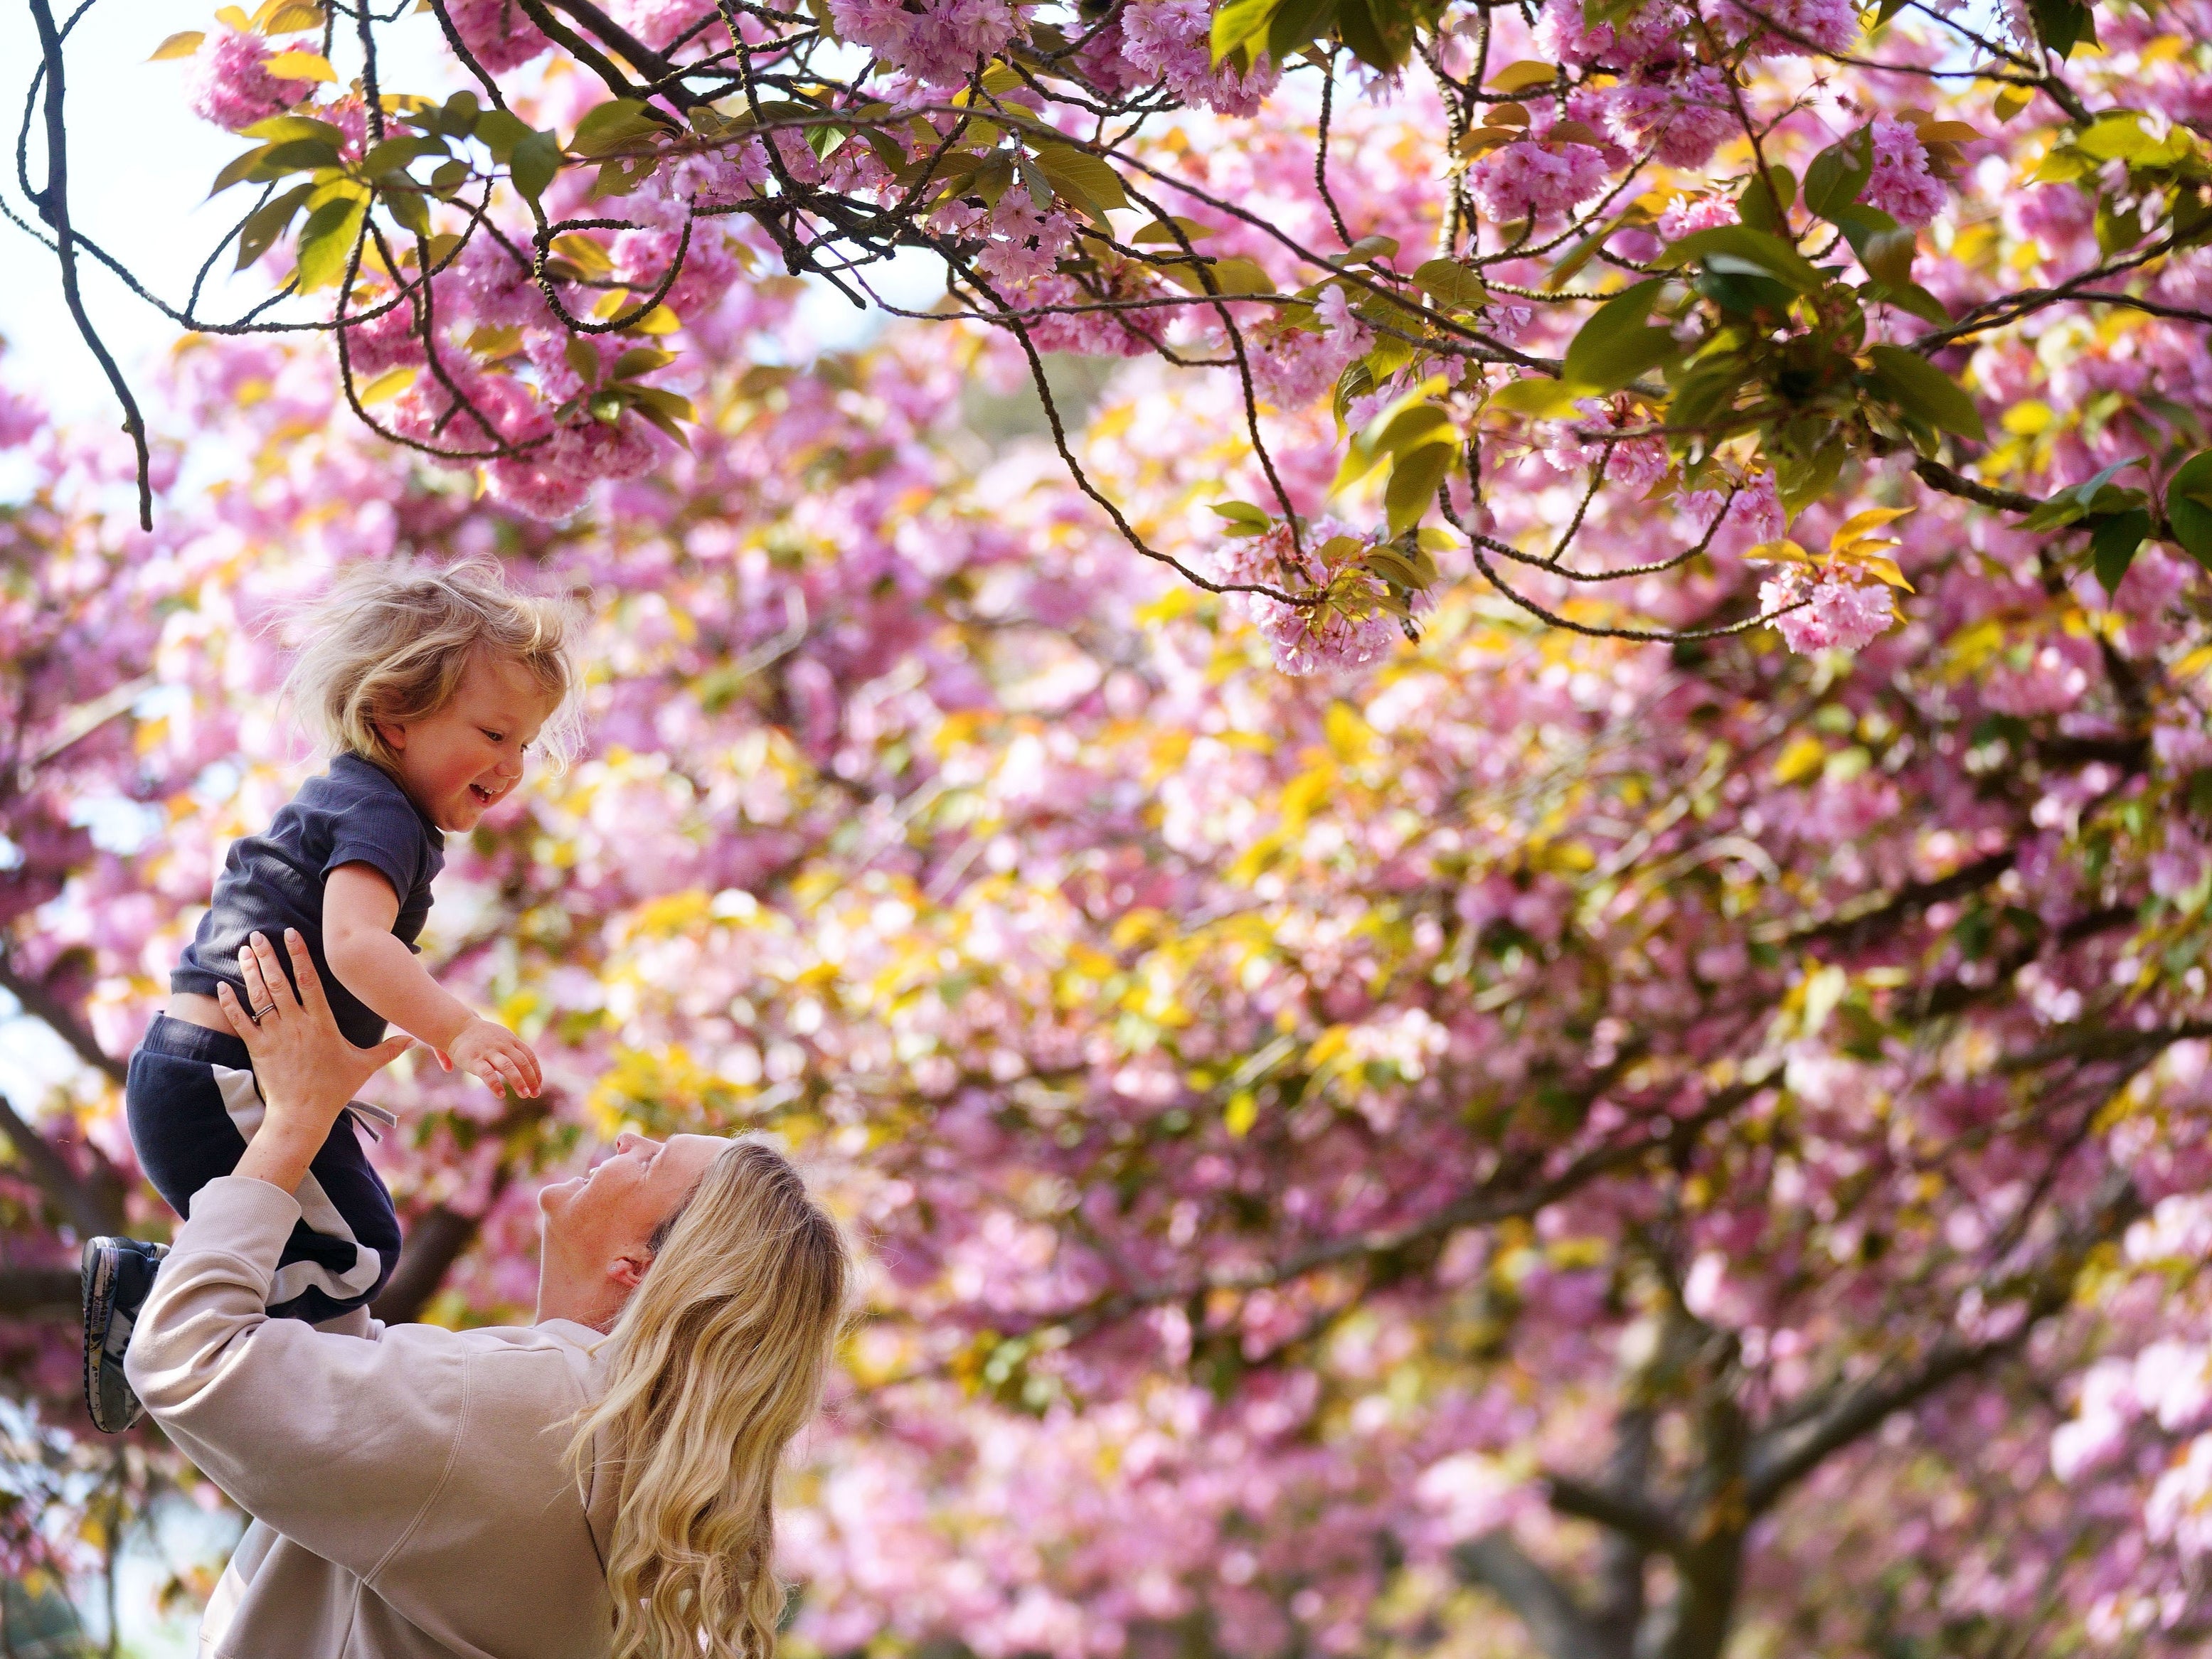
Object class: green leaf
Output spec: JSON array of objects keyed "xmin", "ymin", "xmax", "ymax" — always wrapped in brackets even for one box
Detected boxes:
[
  {"xmin": 384, "ymin": 185, "xmax": 432, "ymax": 238},
  {"xmin": 2026, "ymin": 0, "xmax": 2096, "ymax": 61},
  {"xmin": 2165, "ymin": 451, "xmax": 2212, "ymax": 567},
  {"xmin": 566, "ymin": 336, "xmax": 602, "ymax": 388},
  {"xmin": 150, "ymin": 29, "xmax": 206, "ymax": 60},
  {"xmin": 362, "ymin": 134, "xmax": 446, "ymax": 177},
  {"xmin": 1411, "ymin": 258, "xmax": 1485, "ymax": 308},
  {"xmin": 611, "ymin": 346, "xmax": 676, "ymax": 380},
  {"xmin": 235, "ymin": 181, "xmax": 313, "ymax": 270},
  {"xmin": 240, "ymin": 114, "xmax": 346, "ymax": 144},
  {"xmin": 572, "ymin": 97, "xmax": 673, "ymax": 157},
  {"xmin": 510, "ymin": 130, "xmax": 563, "ymax": 204},
  {"xmin": 1867, "ymin": 279, "xmax": 1952, "ymax": 326},
  {"xmin": 1489, "ymin": 378, "xmax": 1580, "ymax": 418},
  {"xmin": 1132, "ymin": 217, "xmax": 1216, "ymax": 244},
  {"xmin": 1487, "ymin": 60, "xmax": 1558, "ymax": 92},
  {"xmin": 1210, "ymin": 0, "xmax": 1280, "ymax": 65},
  {"xmin": 1373, "ymin": 403, "xmax": 1456, "ymax": 456},
  {"xmin": 293, "ymin": 195, "xmax": 366, "ymax": 292},
  {"xmin": 1736, "ymin": 165, "xmax": 1797, "ymax": 235},
  {"xmin": 1016, "ymin": 155, "xmax": 1053, "ymax": 210},
  {"xmin": 211, "ymin": 144, "xmax": 276, "ymax": 196},
  {"xmin": 1211, "ymin": 500, "xmax": 1273, "ymax": 534},
  {"xmin": 1385, "ymin": 439, "xmax": 1455, "ymax": 536},
  {"xmin": 1663, "ymin": 225, "xmax": 1825, "ymax": 294},
  {"xmin": 1031, "ymin": 142, "xmax": 1129, "ymax": 216},
  {"xmin": 1563, "ymin": 278, "xmax": 1676, "ymax": 394},
  {"xmin": 2020, "ymin": 459, "xmax": 2144, "ymax": 530},
  {"xmin": 1265, "ymin": 0, "xmax": 1339, "ymax": 61},
  {"xmin": 1334, "ymin": 0, "xmax": 1415, "ymax": 71},
  {"xmin": 473, "ymin": 108, "xmax": 536, "ymax": 159},
  {"xmin": 2093, "ymin": 509, "xmax": 2150, "ymax": 592},
  {"xmin": 626, "ymin": 383, "xmax": 696, "ymax": 424},
  {"xmin": 1831, "ymin": 203, "xmax": 1915, "ymax": 287},
  {"xmin": 260, "ymin": 136, "xmax": 343, "ymax": 172},
  {"xmin": 1804, "ymin": 127, "xmax": 1874, "ymax": 220},
  {"xmin": 437, "ymin": 90, "xmax": 483, "ymax": 134},
  {"xmin": 1866, "ymin": 344, "xmax": 1986, "ymax": 442}
]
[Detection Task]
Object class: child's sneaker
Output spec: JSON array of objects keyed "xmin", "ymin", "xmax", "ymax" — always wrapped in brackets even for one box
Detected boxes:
[{"xmin": 82, "ymin": 1237, "xmax": 166, "ymax": 1434}]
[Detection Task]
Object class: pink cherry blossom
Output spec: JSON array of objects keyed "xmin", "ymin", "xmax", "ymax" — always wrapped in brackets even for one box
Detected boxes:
[
  {"xmin": 1659, "ymin": 191, "xmax": 1740, "ymax": 240},
  {"xmin": 1467, "ymin": 140, "xmax": 1610, "ymax": 225},
  {"xmin": 1865, "ymin": 115, "xmax": 1949, "ymax": 227},
  {"xmin": 186, "ymin": 28, "xmax": 312, "ymax": 131},
  {"xmin": 1758, "ymin": 565, "xmax": 1898, "ymax": 651},
  {"xmin": 1212, "ymin": 518, "xmax": 1411, "ymax": 674},
  {"xmin": 442, "ymin": 0, "xmax": 552, "ymax": 71},
  {"xmin": 1606, "ymin": 67, "xmax": 1738, "ymax": 167},
  {"xmin": 1120, "ymin": 0, "xmax": 1281, "ymax": 115}
]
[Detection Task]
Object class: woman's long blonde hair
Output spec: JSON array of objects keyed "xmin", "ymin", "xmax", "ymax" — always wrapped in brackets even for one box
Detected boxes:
[{"xmin": 569, "ymin": 1141, "xmax": 850, "ymax": 1659}]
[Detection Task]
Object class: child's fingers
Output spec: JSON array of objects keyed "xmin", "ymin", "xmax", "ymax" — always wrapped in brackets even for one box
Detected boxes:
[{"xmin": 435, "ymin": 1050, "xmax": 454, "ymax": 1072}]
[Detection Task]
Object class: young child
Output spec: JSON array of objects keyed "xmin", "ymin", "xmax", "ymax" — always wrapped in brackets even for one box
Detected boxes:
[{"xmin": 83, "ymin": 559, "xmax": 580, "ymax": 1432}]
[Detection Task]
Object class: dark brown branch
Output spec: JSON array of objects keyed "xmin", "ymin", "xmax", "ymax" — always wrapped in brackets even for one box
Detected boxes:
[
  {"xmin": 0, "ymin": 954, "xmax": 126, "ymax": 1085},
  {"xmin": 26, "ymin": 0, "xmax": 152, "ymax": 530},
  {"xmin": 0, "ymin": 1265, "xmax": 80, "ymax": 1318},
  {"xmin": 1543, "ymin": 1471, "xmax": 1685, "ymax": 1560},
  {"xmin": 0, "ymin": 1090, "xmax": 122, "ymax": 1241},
  {"xmin": 1452, "ymin": 1535, "xmax": 1607, "ymax": 1659},
  {"xmin": 1743, "ymin": 1175, "xmax": 2141, "ymax": 1513}
]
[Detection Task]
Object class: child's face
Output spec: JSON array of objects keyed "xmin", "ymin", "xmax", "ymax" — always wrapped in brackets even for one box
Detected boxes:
[{"xmin": 378, "ymin": 650, "xmax": 560, "ymax": 833}]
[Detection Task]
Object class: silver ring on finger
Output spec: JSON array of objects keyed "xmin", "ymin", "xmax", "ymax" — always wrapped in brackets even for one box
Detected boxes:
[{"xmin": 250, "ymin": 1002, "xmax": 277, "ymax": 1021}]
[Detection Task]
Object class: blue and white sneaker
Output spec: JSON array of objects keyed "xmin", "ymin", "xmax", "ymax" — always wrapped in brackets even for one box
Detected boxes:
[{"xmin": 81, "ymin": 1237, "xmax": 166, "ymax": 1434}]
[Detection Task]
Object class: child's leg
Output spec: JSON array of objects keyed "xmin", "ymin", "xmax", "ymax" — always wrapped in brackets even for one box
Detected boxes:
[{"xmin": 126, "ymin": 1014, "xmax": 401, "ymax": 1323}]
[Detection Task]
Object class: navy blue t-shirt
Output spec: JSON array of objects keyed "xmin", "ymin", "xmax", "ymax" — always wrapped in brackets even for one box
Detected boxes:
[{"xmin": 173, "ymin": 754, "xmax": 445, "ymax": 1047}]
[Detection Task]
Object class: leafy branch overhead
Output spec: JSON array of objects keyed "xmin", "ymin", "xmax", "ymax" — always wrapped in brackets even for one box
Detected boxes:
[{"xmin": 16, "ymin": 0, "xmax": 2212, "ymax": 656}]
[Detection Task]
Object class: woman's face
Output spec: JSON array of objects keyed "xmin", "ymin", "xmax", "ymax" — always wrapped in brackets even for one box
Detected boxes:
[{"xmin": 539, "ymin": 1131, "xmax": 728, "ymax": 1264}]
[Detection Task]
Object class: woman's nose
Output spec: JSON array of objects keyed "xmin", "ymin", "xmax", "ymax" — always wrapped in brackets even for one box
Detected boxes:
[{"xmin": 614, "ymin": 1131, "xmax": 643, "ymax": 1154}]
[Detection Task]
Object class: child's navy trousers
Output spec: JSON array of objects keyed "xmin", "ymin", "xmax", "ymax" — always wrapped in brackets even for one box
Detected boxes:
[{"xmin": 126, "ymin": 1014, "xmax": 401, "ymax": 1324}]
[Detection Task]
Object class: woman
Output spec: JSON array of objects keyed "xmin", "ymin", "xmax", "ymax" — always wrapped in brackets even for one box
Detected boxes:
[{"xmin": 124, "ymin": 929, "xmax": 850, "ymax": 1659}]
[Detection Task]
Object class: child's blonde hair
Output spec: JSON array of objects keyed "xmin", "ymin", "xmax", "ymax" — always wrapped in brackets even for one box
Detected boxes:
[{"xmin": 284, "ymin": 559, "xmax": 583, "ymax": 773}]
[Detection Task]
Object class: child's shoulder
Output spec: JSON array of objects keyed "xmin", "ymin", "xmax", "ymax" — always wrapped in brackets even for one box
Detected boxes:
[{"xmin": 282, "ymin": 756, "xmax": 432, "ymax": 838}]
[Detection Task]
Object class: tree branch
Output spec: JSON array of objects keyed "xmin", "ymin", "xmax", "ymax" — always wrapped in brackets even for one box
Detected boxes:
[
  {"xmin": 1452, "ymin": 1534, "xmax": 1608, "ymax": 1659},
  {"xmin": 0, "ymin": 1265, "xmax": 80, "ymax": 1318},
  {"xmin": 1743, "ymin": 1175, "xmax": 2141, "ymax": 1513},
  {"xmin": 1543, "ymin": 1471, "xmax": 1684, "ymax": 1560},
  {"xmin": 0, "ymin": 953, "xmax": 127, "ymax": 1084},
  {"xmin": 0, "ymin": 1090, "xmax": 122, "ymax": 1242}
]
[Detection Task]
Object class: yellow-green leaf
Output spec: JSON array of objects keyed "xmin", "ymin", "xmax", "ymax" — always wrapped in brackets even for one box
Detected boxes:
[
  {"xmin": 358, "ymin": 365, "xmax": 418, "ymax": 404},
  {"xmin": 1487, "ymin": 59, "xmax": 1557, "ymax": 92},
  {"xmin": 265, "ymin": 50, "xmax": 338, "ymax": 82},
  {"xmin": 293, "ymin": 196, "xmax": 366, "ymax": 292},
  {"xmin": 149, "ymin": 30, "xmax": 205, "ymax": 60}
]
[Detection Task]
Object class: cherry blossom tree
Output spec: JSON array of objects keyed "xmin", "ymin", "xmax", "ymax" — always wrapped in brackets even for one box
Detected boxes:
[
  {"xmin": 8, "ymin": 0, "xmax": 2212, "ymax": 1649},
  {"xmin": 16, "ymin": 0, "xmax": 2212, "ymax": 655},
  {"xmin": 1, "ymin": 221, "xmax": 2212, "ymax": 1648}
]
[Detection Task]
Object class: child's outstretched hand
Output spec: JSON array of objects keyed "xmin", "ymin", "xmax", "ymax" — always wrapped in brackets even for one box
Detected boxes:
[{"xmin": 442, "ymin": 1017, "xmax": 543, "ymax": 1099}]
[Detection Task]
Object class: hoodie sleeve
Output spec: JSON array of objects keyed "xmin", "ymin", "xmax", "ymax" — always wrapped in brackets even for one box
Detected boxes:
[{"xmin": 126, "ymin": 1177, "xmax": 472, "ymax": 1581}]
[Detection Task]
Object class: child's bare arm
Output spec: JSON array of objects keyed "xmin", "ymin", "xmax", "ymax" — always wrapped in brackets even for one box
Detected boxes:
[{"xmin": 323, "ymin": 864, "xmax": 542, "ymax": 1097}]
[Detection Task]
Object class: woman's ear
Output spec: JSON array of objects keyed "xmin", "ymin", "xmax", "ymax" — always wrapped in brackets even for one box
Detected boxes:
[{"xmin": 608, "ymin": 1251, "xmax": 654, "ymax": 1293}]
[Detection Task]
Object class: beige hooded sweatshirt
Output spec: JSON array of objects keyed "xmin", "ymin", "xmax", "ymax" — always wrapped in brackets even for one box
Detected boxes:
[{"xmin": 126, "ymin": 1176, "xmax": 619, "ymax": 1659}]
